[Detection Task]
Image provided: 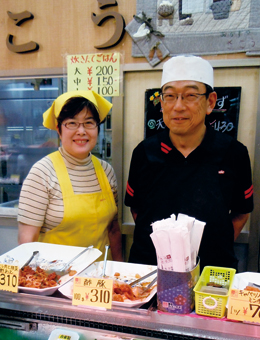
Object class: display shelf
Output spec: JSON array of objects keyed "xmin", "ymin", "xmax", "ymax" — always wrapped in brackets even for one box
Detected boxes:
[{"xmin": 0, "ymin": 291, "xmax": 260, "ymax": 340}]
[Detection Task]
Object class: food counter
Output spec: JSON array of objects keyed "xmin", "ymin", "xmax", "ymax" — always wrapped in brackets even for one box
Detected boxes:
[
  {"xmin": 0, "ymin": 289, "xmax": 260, "ymax": 340},
  {"xmin": 1, "ymin": 244, "xmax": 260, "ymax": 339}
]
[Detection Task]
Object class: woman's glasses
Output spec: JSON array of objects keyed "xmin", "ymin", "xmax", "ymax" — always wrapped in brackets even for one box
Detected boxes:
[{"xmin": 62, "ymin": 120, "xmax": 98, "ymax": 130}]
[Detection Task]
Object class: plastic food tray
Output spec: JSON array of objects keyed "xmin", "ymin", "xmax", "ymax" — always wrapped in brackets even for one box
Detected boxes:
[{"xmin": 193, "ymin": 266, "xmax": 236, "ymax": 318}]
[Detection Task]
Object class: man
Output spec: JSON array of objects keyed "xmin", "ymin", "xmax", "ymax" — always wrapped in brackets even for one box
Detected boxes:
[{"xmin": 125, "ymin": 55, "xmax": 253, "ymax": 271}]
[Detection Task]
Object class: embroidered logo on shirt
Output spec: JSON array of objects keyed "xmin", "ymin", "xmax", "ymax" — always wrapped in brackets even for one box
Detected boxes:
[
  {"xmin": 244, "ymin": 185, "xmax": 253, "ymax": 199},
  {"xmin": 126, "ymin": 182, "xmax": 134, "ymax": 197},
  {"xmin": 218, "ymin": 170, "xmax": 225, "ymax": 174},
  {"xmin": 161, "ymin": 142, "xmax": 172, "ymax": 154}
]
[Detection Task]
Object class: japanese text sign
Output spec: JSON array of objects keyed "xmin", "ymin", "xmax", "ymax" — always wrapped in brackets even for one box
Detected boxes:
[
  {"xmin": 0, "ymin": 263, "xmax": 19, "ymax": 293},
  {"xmin": 72, "ymin": 276, "xmax": 113, "ymax": 309},
  {"xmin": 227, "ymin": 288, "xmax": 260, "ymax": 324},
  {"xmin": 67, "ymin": 53, "xmax": 120, "ymax": 96}
]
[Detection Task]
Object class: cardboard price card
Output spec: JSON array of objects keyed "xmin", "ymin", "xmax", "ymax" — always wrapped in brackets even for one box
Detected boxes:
[
  {"xmin": 72, "ymin": 276, "xmax": 113, "ymax": 309},
  {"xmin": 227, "ymin": 288, "xmax": 260, "ymax": 324},
  {"xmin": 0, "ymin": 263, "xmax": 19, "ymax": 293}
]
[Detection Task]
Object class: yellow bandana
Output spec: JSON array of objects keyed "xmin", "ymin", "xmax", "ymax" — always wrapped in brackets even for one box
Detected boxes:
[{"xmin": 43, "ymin": 90, "xmax": 113, "ymax": 130}]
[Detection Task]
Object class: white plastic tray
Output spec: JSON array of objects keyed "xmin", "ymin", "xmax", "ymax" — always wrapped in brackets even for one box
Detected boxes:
[
  {"xmin": 59, "ymin": 260, "xmax": 157, "ymax": 308},
  {"xmin": 0, "ymin": 242, "xmax": 102, "ymax": 296},
  {"xmin": 231, "ymin": 272, "xmax": 260, "ymax": 290}
]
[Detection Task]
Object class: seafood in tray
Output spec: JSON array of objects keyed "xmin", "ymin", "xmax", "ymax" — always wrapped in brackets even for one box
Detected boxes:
[{"xmin": 59, "ymin": 261, "xmax": 157, "ymax": 308}]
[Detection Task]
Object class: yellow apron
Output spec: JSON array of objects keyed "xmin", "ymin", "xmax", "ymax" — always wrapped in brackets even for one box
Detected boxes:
[{"xmin": 38, "ymin": 151, "xmax": 117, "ymax": 260}]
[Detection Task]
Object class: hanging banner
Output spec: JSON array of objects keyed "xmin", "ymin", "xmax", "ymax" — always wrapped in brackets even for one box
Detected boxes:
[{"xmin": 67, "ymin": 53, "xmax": 120, "ymax": 96}]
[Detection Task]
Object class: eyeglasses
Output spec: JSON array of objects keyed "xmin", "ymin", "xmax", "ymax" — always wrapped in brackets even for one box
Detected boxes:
[
  {"xmin": 161, "ymin": 92, "xmax": 207, "ymax": 104},
  {"xmin": 62, "ymin": 121, "xmax": 98, "ymax": 130}
]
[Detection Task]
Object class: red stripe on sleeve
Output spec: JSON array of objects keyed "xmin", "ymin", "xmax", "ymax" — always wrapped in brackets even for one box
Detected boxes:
[
  {"xmin": 244, "ymin": 185, "xmax": 253, "ymax": 199},
  {"xmin": 126, "ymin": 182, "xmax": 134, "ymax": 197}
]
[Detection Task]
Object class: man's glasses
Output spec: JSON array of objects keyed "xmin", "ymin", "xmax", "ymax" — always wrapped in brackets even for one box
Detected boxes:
[
  {"xmin": 62, "ymin": 120, "xmax": 98, "ymax": 130},
  {"xmin": 161, "ymin": 92, "xmax": 207, "ymax": 104}
]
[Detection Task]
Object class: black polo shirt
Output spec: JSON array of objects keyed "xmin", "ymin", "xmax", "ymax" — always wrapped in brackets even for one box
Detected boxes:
[{"xmin": 125, "ymin": 128, "xmax": 253, "ymax": 270}]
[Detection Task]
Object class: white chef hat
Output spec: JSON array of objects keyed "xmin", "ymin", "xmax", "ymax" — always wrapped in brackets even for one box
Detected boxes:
[{"xmin": 161, "ymin": 55, "xmax": 214, "ymax": 89}]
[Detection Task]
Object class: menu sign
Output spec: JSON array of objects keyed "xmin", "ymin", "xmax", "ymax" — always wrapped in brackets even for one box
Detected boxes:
[
  {"xmin": 72, "ymin": 276, "xmax": 113, "ymax": 309},
  {"xmin": 0, "ymin": 263, "xmax": 19, "ymax": 293},
  {"xmin": 67, "ymin": 53, "xmax": 120, "ymax": 96},
  {"xmin": 227, "ymin": 288, "xmax": 260, "ymax": 323}
]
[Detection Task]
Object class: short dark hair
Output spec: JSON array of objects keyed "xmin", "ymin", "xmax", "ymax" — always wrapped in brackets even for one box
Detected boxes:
[
  {"xmin": 57, "ymin": 96, "xmax": 101, "ymax": 134},
  {"xmin": 205, "ymin": 84, "xmax": 214, "ymax": 98}
]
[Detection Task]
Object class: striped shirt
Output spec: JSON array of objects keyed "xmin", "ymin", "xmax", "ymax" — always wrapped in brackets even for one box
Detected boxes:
[{"xmin": 18, "ymin": 147, "xmax": 118, "ymax": 234}]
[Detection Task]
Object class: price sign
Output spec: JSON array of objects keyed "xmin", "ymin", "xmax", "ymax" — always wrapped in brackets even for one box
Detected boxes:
[
  {"xmin": 67, "ymin": 53, "xmax": 120, "ymax": 96},
  {"xmin": 227, "ymin": 289, "xmax": 260, "ymax": 323},
  {"xmin": 72, "ymin": 276, "xmax": 113, "ymax": 309},
  {"xmin": 0, "ymin": 263, "xmax": 19, "ymax": 293}
]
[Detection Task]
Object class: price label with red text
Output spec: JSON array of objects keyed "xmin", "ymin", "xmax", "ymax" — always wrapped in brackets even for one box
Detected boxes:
[
  {"xmin": 227, "ymin": 288, "xmax": 260, "ymax": 323},
  {"xmin": 72, "ymin": 277, "xmax": 113, "ymax": 309},
  {"xmin": 0, "ymin": 263, "xmax": 19, "ymax": 293}
]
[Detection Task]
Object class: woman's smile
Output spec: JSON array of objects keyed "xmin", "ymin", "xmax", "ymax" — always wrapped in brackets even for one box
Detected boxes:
[{"xmin": 58, "ymin": 108, "xmax": 98, "ymax": 159}]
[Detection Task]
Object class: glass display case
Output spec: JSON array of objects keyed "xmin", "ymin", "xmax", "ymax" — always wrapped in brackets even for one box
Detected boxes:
[{"xmin": 0, "ymin": 78, "xmax": 61, "ymax": 205}]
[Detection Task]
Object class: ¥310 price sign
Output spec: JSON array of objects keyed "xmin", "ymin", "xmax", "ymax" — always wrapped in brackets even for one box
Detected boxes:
[
  {"xmin": 72, "ymin": 277, "xmax": 113, "ymax": 309},
  {"xmin": 0, "ymin": 263, "xmax": 19, "ymax": 293},
  {"xmin": 228, "ymin": 288, "xmax": 260, "ymax": 323}
]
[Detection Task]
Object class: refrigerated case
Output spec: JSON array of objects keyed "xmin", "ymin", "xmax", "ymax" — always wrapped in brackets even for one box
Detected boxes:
[
  {"xmin": 0, "ymin": 290, "xmax": 260, "ymax": 340},
  {"xmin": 0, "ymin": 78, "xmax": 60, "ymax": 204}
]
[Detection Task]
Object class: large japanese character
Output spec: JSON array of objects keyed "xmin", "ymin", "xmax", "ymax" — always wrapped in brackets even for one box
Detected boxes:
[
  {"xmin": 97, "ymin": 0, "xmax": 117, "ymax": 9},
  {"xmin": 6, "ymin": 10, "xmax": 39, "ymax": 53},
  {"xmin": 92, "ymin": 11, "xmax": 125, "ymax": 49}
]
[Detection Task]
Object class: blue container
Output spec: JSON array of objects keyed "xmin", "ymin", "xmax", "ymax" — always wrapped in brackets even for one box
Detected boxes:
[{"xmin": 157, "ymin": 259, "xmax": 200, "ymax": 314}]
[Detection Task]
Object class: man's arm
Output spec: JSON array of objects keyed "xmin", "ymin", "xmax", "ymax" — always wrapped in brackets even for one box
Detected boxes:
[
  {"xmin": 108, "ymin": 219, "xmax": 123, "ymax": 261},
  {"xmin": 232, "ymin": 213, "xmax": 249, "ymax": 241},
  {"xmin": 18, "ymin": 222, "xmax": 41, "ymax": 244},
  {"xmin": 130, "ymin": 208, "xmax": 138, "ymax": 222}
]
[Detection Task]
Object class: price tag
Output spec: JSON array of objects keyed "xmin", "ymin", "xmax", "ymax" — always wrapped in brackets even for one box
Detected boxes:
[
  {"xmin": 0, "ymin": 263, "xmax": 19, "ymax": 293},
  {"xmin": 72, "ymin": 276, "xmax": 113, "ymax": 309},
  {"xmin": 227, "ymin": 288, "xmax": 260, "ymax": 323}
]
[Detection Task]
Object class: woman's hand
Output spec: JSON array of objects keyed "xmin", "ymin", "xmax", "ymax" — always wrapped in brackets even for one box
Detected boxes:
[{"xmin": 18, "ymin": 222, "xmax": 41, "ymax": 244}]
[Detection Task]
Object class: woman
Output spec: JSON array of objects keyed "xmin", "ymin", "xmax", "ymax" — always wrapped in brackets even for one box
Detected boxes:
[{"xmin": 18, "ymin": 90, "xmax": 122, "ymax": 261}]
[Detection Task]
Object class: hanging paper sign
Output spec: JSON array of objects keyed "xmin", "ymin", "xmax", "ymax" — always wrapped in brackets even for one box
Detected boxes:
[
  {"xmin": 227, "ymin": 288, "xmax": 260, "ymax": 324},
  {"xmin": 72, "ymin": 276, "xmax": 113, "ymax": 309},
  {"xmin": 67, "ymin": 53, "xmax": 120, "ymax": 96},
  {"xmin": 0, "ymin": 263, "xmax": 19, "ymax": 293}
]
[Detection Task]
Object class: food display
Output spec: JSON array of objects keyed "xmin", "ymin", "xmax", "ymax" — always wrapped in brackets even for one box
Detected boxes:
[
  {"xmin": 19, "ymin": 266, "xmax": 61, "ymax": 289},
  {"xmin": 112, "ymin": 274, "xmax": 154, "ymax": 302},
  {"xmin": 0, "ymin": 242, "xmax": 102, "ymax": 296},
  {"xmin": 59, "ymin": 261, "xmax": 157, "ymax": 308}
]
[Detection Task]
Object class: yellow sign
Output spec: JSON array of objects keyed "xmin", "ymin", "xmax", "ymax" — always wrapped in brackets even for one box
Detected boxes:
[
  {"xmin": 72, "ymin": 276, "xmax": 113, "ymax": 309},
  {"xmin": 227, "ymin": 288, "xmax": 260, "ymax": 324},
  {"xmin": 0, "ymin": 263, "xmax": 19, "ymax": 293},
  {"xmin": 67, "ymin": 53, "xmax": 120, "ymax": 96}
]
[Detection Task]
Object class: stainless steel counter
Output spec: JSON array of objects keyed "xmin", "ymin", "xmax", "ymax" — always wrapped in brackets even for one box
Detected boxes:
[{"xmin": 0, "ymin": 291, "xmax": 260, "ymax": 340}]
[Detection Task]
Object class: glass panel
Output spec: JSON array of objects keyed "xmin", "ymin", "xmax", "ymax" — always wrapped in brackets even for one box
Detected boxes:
[{"xmin": 0, "ymin": 78, "xmax": 61, "ymax": 205}]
